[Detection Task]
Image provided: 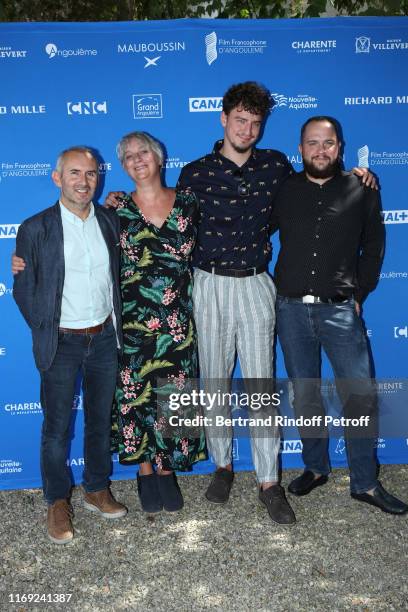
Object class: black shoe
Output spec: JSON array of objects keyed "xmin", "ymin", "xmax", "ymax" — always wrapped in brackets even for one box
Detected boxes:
[
  {"xmin": 351, "ymin": 483, "xmax": 408, "ymax": 515},
  {"xmin": 259, "ymin": 485, "xmax": 296, "ymax": 525},
  {"xmin": 288, "ymin": 471, "xmax": 328, "ymax": 496},
  {"xmin": 137, "ymin": 473, "xmax": 163, "ymax": 513},
  {"xmin": 157, "ymin": 473, "xmax": 184, "ymax": 512},
  {"xmin": 205, "ymin": 468, "xmax": 234, "ymax": 504}
]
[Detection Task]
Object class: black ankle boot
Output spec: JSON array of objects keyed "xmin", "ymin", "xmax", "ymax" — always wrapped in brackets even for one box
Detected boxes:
[
  {"xmin": 157, "ymin": 473, "xmax": 184, "ymax": 512},
  {"xmin": 137, "ymin": 473, "xmax": 163, "ymax": 513}
]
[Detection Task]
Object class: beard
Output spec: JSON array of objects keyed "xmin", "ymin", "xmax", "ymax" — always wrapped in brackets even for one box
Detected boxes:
[
  {"xmin": 231, "ymin": 141, "xmax": 253, "ymax": 155},
  {"xmin": 303, "ymin": 157, "xmax": 341, "ymax": 179}
]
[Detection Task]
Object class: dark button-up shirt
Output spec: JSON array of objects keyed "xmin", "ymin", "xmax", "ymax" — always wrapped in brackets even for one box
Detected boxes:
[
  {"xmin": 271, "ymin": 170, "xmax": 384, "ymax": 303},
  {"xmin": 177, "ymin": 140, "xmax": 293, "ymax": 269}
]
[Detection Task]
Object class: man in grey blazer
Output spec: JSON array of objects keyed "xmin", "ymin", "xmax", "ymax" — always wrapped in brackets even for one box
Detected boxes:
[{"xmin": 13, "ymin": 146, "xmax": 127, "ymax": 544}]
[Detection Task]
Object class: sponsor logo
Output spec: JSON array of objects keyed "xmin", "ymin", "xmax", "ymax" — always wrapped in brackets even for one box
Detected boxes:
[
  {"xmin": 0, "ymin": 46, "xmax": 27, "ymax": 59},
  {"xmin": 188, "ymin": 97, "xmax": 223, "ymax": 112},
  {"xmin": 0, "ymin": 347, "xmax": 5, "ymax": 356},
  {"xmin": 67, "ymin": 101, "xmax": 107, "ymax": 115},
  {"xmin": 271, "ymin": 92, "xmax": 318, "ymax": 111},
  {"xmin": 0, "ymin": 283, "xmax": 12, "ymax": 297},
  {"xmin": 99, "ymin": 162, "xmax": 112, "ymax": 175},
  {"xmin": 0, "ymin": 224, "xmax": 20, "ymax": 239},
  {"xmin": 394, "ymin": 326, "xmax": 408, "ymax": 339},
  {"xmin": 340, "ymin": 436, "xmax": 385, "ymax": 451},
  {"xmin": 4, "ymin": 401, "xmax": 42, "ymax": 415},
  {"xmin": 118, "ymin": 41, "xmax": 185, "ymax": 54},
  {"xmin": 67, "ymin": 454, "xmax": 119, "ymax": 467},
  {"xmin": 164, "ymin": 157, "xmax": 188, "ymax": 170},
  {"xmin": 321, "ymin": 381, "xmax": 337, "ymax": 397},
  {"xmin": 67, "ymin": 456, "xmax": 85, "ymax": 467},
  {"xmin": 355, "ymin": 36, "xmax": 408, "ymax": 54},
  {"xmin": 118, "ymin": 41, "xmax": 185, "ymax": 67},
  {"xmin": 345, "ymin": 96, "xmax": 408, "ymax": 105},
  {"xmin": 291, "ymin": 39, "xmax": 336, "ymax": 53},
  {"xmin": 280, "ymin": 439, "xmax": 303, "ymax": 454},
  {"xmin": 358, "ymin": 144, "xmax": 408, "ymax": 167},
  {"xmin": 376, "ymin": 438, "xmax": 386, "ymax": 449},
  {"xmin": 366, "ymin": 329, "xmax": 373, "ymax": 338},
  {"xmin": 357, "ymin": 145, "xmax": 369, "ymax": 168},
  {"xmin": 45, "ymin": 43, "xmax": 97, "ymax": 59},
  {"xmin": 286, "ymin": 153, "xmax": 303, "ymax": 167},
  {"xmin": 1, "ymin": 162, "xmax": 51, "ymax": 180},
  {"xmin": 72, "ymin": 394, "xmax": 83, "ymax": 411},
  {"xmin": 205, "ymin": 32, "xmax": 217, "ymax": 65},
  {"xmin": 45, "ymin": 43, "xmax": 58, "ymax": 58},
  {"xmin": 355, "ymin": 36, "xmax": 371, "ymax": 53},
  {"xmin": 205, "ymin": 31, "xmax": 267, "ymax": 65},
  {"xmin": 380, "ymin": 271, "xmax": 408, "ymax": 280},
  {"xmin": 0, "ymin": 459, "xmax": 23, "ymax": 475},
  {"xmin": 382, "ymin": 210, "xmax": 408, "ymax": 224},
  {"xmin": 377, "ymin": 381, "xmax": 404, "ymax": 394},
  {"xmin": 0, "ymin": 105, "xmax": 46, "ymax": 115},
  {"xmin": 335, "ymin": 437, "xmax": 346, "ymax": 454},
  {"xmin": 132, "ymin": 94, "xmax": 163, "ymax": 119},
  {"xmin": 144, "ymin": 56, "xmax": 160, "ymax": 68}
]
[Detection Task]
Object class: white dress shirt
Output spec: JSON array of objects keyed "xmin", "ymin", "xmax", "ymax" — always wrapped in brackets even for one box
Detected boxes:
[{"xmin": 59, "ymin": 202, "xmax": 112, "ymax": 328}]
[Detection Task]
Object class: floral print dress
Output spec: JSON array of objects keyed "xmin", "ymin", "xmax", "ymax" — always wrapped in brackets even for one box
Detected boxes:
[{"xmin": 112, "ymin": 190, "xmax": 206, "ymax": 471}]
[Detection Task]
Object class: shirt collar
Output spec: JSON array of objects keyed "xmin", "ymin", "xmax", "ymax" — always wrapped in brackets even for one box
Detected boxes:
[
  {"xmin": 59, "ymin": 200, "xmax": 94, "ymax": 225},
  {"xmin": 211, "ymin": 139, "xmax": 258, "ymax": 164}
]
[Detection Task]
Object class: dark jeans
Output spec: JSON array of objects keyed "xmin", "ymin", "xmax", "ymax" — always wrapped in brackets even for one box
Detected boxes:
[
  {"xmin": 276, "ymin": 296, "xmax": 378, "ymax": 494},
  {"xmin": 39, "ymin": 321, "xmax": 118, "ymax": 504}
]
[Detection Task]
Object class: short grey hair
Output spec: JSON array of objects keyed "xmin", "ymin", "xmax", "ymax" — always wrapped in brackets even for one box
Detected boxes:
[
  {"xmin": 116, "ymin": 131, "xmax": 164, "ymax": 166},
  {"xmin": 55, "ymin": 146, "xmax": 98, "ymax": 174}
]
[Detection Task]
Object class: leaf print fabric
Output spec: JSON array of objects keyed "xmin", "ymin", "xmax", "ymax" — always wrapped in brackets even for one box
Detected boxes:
[{"xmin": 111, "ymin": 190, "xmax": 206, "ymax": 470}]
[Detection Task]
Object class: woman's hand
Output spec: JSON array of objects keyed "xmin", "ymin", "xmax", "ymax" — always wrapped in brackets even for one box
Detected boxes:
[
  {"xmin": 12, "ymin": 253, "xmax": 26, "ymax": 275},
  {"xmin": 104, "ymin": 191, "xmax": 126, "ymax": 208}
]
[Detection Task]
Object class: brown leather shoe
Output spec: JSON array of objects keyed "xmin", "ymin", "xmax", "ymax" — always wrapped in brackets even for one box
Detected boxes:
[
  {"xmin": 47, "ymin": 499, "xmax": 74, "ymax": 544},
  {"xmin": 83, "ymin": 488, "xmax": 127, "ymax": 519}
]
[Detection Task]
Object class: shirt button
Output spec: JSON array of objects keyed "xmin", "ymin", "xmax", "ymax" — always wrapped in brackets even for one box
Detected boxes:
[
  {"xmin": 317, "ymin": 217, "xmax": 322, "ymax": 221},
  {"xmin": 313, "ymin": 253, "xmax": 317, "ymax": 257},
  {"xmin": 318, "ymin": 201, "xmax": 322, "ymax": 205},
  {"xmin": 311, "ymin": 271, "xmax": 315, "ymax": 275},
  {"xmin": 315, "ymin": 235, "xmax": 319, "ymax": 239}
]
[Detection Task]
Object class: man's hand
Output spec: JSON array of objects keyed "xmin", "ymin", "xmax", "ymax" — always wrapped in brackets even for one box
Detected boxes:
[
  {"xmin": 355, "ymin": 301, "xmax": 361, "ymax": 316},
  {"xmin": 352, "ymin": 167, "xmax": 378, "ymax": 190},
  {"xmin": 12, "ymin": 253, "xmax": 25, "ymax": 275},
  {"xmin": 104, "ymin": 191, "xmax": 126, "ymax": 209}
]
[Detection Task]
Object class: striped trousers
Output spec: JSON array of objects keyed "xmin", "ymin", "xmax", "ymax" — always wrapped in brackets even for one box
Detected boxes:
[{"xmin": 193, "ymin": 269, "xmax": 280, "ymax": 483}]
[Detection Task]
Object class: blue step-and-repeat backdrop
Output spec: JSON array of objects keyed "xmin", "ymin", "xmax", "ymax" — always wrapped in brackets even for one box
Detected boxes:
[{"xmin": 1, "ymin": 17, "xmax": 407, "ymax": 490}]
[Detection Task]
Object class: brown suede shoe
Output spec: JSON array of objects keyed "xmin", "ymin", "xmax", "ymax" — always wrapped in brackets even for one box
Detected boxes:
[
  {"xmin": 83, "ymin": 488, "xmax": 127, "ymax": 519},
  {"xmin": 47, "ymin": 499, "xmax": 74, "ymax": 544}
]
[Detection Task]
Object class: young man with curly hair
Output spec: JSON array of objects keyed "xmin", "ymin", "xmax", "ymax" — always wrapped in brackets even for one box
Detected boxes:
[{"xmin": 177, "ymin": 82, "xmax": 296, "ymax": 524}]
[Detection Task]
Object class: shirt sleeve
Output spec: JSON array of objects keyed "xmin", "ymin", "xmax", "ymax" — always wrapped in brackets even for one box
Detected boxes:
[
  {"xmin": 355, "ymin": 188, "xmax": 385, "ymax": 304},
  {"xmin": 176, "ymin": 164, "xmax": 191, "ymax": 191},
  {"xmin": 269, "ymin": 160, "xmax": 295, "ymax": 236}
]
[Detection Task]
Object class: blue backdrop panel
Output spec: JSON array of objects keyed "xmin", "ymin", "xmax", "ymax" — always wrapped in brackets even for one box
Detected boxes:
[{"xmin": 1, "ymin": 17, "xmax": 407, "ymax": 490}]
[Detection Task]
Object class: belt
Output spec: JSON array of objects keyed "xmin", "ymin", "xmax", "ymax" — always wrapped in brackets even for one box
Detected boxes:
[
  {"xmin": 298, "ymin": 294, "xmax": 349, "ymax": 304},
  {"xmin": 59, "ymin": 315, "xmax": 112, "ymax": 335},
  {"xmin": 198, "ymin": 264, "xmax": 267, "ymax": 278}
]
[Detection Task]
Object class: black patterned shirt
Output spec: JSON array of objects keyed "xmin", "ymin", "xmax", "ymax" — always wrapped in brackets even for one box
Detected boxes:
[{"xmin": 177, "ymin": 140, "xmax": 293, "ymax": 269}]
